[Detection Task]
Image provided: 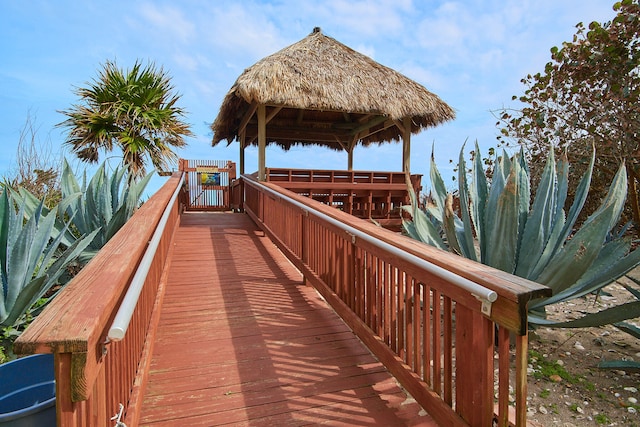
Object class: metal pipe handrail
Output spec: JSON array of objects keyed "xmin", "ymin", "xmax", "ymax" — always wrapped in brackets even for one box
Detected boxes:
[
  {"xmin": 245, "ymin": 176, "xmax": 498, "ymax": 314},
  {"xmin": 107, "ymin": 173, "xmax": 185, "ymax": 341}
]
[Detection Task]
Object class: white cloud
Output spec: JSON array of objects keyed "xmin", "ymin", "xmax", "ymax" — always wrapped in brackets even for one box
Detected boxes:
[
  {"xmin": 136, "ymin": 2, "xmax": 196, "ymax": 43},
  {"xmin": 199, "ymin": 3, "xmax": 285, "ymax": 62},
  {"xmin": 312, "ymin": 0, "xmax": 411, "ymax": 37},
  {"xmin": 417, "ymin": 2, "xmax": 467, "ymax": 48},
  {"xmin": 172, "ymin": 52, "xmax": 199, "ymax": 72},
  {"xmin": 353, "ymin": 43, "xmax": 377, "ymax": 59}
]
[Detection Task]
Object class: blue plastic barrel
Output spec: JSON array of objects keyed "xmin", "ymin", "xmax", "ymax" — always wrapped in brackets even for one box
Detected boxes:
[{"xmin": 0, "ymin": 354, "xmax": 55, "ymax": 426}]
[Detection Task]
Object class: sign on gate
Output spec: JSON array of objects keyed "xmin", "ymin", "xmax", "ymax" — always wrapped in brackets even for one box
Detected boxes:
[{"xmin": 197, "ymin": 165, "xmax": 221, "ymax": 187}]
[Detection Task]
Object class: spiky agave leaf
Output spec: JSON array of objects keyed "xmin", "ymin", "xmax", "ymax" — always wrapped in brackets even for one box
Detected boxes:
[
  {"xmin": 530, "ymin": 237, "xmax": 640, "ymax": 309},
  {"xmin": 428, "ymin": 150, "xmax": 464, "ymax": 254},
  {"xmin": 534, "ymin": 162, "xmax": 628, "ymax": 294},
  {"xmin": 528, "ymin": 301, "xmax": 640, "ymax": 328},
  {"xmin": 9, "ymin": 185, "xmax": 81, "ymax": 248},
  {"xmin": 469, "ymin": 141, "xmax": 488, "ymax": 261},
  {"xmin": 103, "ymin": 169, "xmax": 153, "ymax": 245},
  {"xmin": 429, "ymin": 147, "xmax": 448, "ymax": 218},
  {"xmin": 456, "ymin": 144, "xmax": 478, "ymax": 261},
  {"xmin": 597, "ymin": 360, "xmax": 640, "ymax": 372},
  {"xmin": 483, "ymin": 153, "xmax": 507, "ymax": 262},
  {"xmin": 483, "ymin": 153, "xmax": 524, "ymax": 273},
  {"xmin": 516, "ymin": 148, "xmax": 557, "ymax": 278},
  {"xmin": 0, "ymin": 191, "xmax": 99, "ymax": 327},
  {"xmin": 401, "ymin": 186, "xmax": 447, "ymax": 250},
  {"xmin": 613, "ymin": 321, "xmax": 640, "ymax": 340},
  {"xmin": 529, "ymin": 149, "xmax": 596, "ymax": 280},
  {"xmin": 443, "ymin": 193, "xmax": 463, "ymax": 256}
]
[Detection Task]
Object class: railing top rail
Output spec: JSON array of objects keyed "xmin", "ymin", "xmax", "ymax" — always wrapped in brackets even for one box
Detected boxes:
[
  {"xmin": 265, "ymin": 167, "xmax": 421, "ymax": 182},
  {"xmin": 243, "ymin": 174, "xmax": 551, "ymax": 334},
  {"xmin": 107, "ymin": 173, "xmax": 185, "ymax": 341},
  {"xmin": 249, "ymin": 175, "xmax": 496, "ymax": 305},
  {"xmin": 14, "ymin": 173, "xmax": 185, "ymax": 356}
]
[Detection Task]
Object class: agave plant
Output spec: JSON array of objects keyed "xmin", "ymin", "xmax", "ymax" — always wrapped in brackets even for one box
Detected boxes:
[
  {"xmin": 0, "ymin": 190, "xmax": 97, "ymax": 328},
  {"xmin": 59, "ymin": 159, "xmax": 153, "ymax": 261},
  {"xmin": 403, "ymin": 142, "xmax": 640, "ymax": 327},
  {"xmin": 13, "ymin": 159, "xmax": 153, "ymax": 263}
]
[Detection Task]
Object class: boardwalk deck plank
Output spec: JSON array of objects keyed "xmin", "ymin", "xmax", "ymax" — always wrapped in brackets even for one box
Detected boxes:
[{"xmin": 139, "ymin": 212, "xmax": 437, "ymax": 426}]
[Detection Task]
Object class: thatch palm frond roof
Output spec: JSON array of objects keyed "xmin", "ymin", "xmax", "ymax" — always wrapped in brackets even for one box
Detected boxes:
[{"xmin": 211, "ymin": 27, "xmax": 454, "ymax": 150}]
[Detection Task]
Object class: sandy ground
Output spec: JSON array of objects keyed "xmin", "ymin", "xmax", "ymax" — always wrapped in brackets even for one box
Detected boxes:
[{"xmin": 524, "ymin": 271, "xmax": 640, "ymax": 426}]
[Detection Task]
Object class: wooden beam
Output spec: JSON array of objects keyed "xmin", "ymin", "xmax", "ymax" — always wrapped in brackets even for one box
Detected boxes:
[
  {"xmin": 333, "ymin": 115, "xmax": 387, "ymax": 133},
  {"xmin": 355, "ymin": 119, "xmax": 396, "ymax": 141},
  {"xmin": 258, "ymin": 104, "xmax": 266, "ymax": 181},
  {"xmin": 357, "ymin": 113, "xmax": 374, "ymax": 123},
  {"xmin": 455, "ymin": 307, "xmax": 495, "ymax": 426},
  {"xmin": 245, "ymin": 127, "xmax": 351, "ymax": 143},
  {"xmin": 402, "ymin": 116, "xmax": 411, "ymax": 174},
  {"xmin": 333, "ymin": 136, "xmax": 348, "ymax": 151},
  {"xmin": 266, "ymin": 106, "xmax": 283, "ymax": 124},
  {"xmin": 238, "ymin": 101, "xmax": 258, "ymax": 137},
  {"xmin": 393, "ymin": 119, "xmax": 406, "ymax": 134}
]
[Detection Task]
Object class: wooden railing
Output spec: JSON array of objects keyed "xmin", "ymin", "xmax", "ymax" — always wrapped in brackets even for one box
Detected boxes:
[
  {"xmin": 242, "ymin": 175, "xmax": 551, "ymax": 427},
  {"xmin": 263, "ymin": 168, "xmax": 422, "ymax": 228},
  {"xmin": 14, "ymin": 173, "xmax": 185, "ymax": 427}
]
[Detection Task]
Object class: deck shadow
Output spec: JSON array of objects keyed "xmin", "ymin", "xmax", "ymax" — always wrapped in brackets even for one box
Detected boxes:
[{"xmin": 139, "ymin": 212, "xmax": 435, "ymax": 426}]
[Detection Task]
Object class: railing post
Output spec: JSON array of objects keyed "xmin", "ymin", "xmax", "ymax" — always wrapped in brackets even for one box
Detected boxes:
[
  {"xmin": 302, "ymin": 210, "xmax": 309, "ymax": 285},
  {"xmin": 179, "ymin": 159, "xmax": 189, "ymax": 210},
  {"xmin": 455, "ymin": 305, "xmax": 494, "ymax": 426},
  {"xmin": 55, "ymin": 353, "xmax": 75, "ymax": 426},
  {"xmin": 259, "ymin": 190, "xmax": 264, "ymax": 221},
  {"xmin": 515, "ymin": 333, "xmax": 529, "ymax": 426}
]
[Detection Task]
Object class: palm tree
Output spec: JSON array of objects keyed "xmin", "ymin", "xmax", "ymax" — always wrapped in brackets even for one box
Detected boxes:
[{"xmin": 59, "ymin": 60, "xmax": 192, "ymax": 181}]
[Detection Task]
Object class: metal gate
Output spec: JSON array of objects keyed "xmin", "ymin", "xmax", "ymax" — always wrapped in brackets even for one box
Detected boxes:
[{"xmin": 179, "ymin": 159, "xmax": 236, "ymax": 211}]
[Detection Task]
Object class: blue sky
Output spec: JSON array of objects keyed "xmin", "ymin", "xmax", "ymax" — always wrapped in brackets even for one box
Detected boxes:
[{"xmin": 0, "ymin": 1, "xmax": 618, "ymax": 194}]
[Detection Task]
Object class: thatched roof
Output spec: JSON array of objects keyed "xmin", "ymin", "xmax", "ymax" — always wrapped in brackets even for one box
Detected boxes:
[{"xmin": 211, "ymin": 27, "xmax": 455, "ymax": 150}]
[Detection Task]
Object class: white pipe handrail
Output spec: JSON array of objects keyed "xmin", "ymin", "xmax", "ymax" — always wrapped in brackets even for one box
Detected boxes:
[
  {"xmin": 107, "ymin": 173, "xmax": 185, "ymax": 341},
  {"xmin": 246, "ymin": 176, "xmax": 498, "ymax": 315}
]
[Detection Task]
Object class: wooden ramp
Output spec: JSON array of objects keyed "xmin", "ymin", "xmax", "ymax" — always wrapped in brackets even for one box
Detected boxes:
[{"xmin": 139, "ymin": 212, "xmax": 437, "ymax": 426}]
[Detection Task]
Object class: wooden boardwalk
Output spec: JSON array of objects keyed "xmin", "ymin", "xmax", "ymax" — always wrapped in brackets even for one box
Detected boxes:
[{"xmin": 139, "ymin": 212, "xmax": 437, "ymax": 426}]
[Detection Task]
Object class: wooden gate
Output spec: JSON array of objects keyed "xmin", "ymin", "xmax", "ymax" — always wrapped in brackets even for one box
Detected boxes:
[{"xmin": 179, "ymin": 159, "xmax": 236, "ymax": 211}]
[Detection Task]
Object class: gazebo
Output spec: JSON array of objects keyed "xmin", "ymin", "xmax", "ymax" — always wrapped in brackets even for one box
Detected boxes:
[{"xmin": 211, "ymin": 27, "xmax": 455, "ymax": 180}]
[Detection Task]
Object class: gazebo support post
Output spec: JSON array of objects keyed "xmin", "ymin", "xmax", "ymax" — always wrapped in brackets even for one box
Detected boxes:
[
  {"xmin": 402, "ymin": 116, "xmax": 411, "ymax": 174},
  {"xmin": 347, "ymin": 135, "xmax": 358, "ymax": 171},
  {"xmin": 239, "ymin": 129, "xmax": 246, "ymax": 175},
  {"xmin": 258, "ymin": 104, "xmax": 266, "ymax": 181}
]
